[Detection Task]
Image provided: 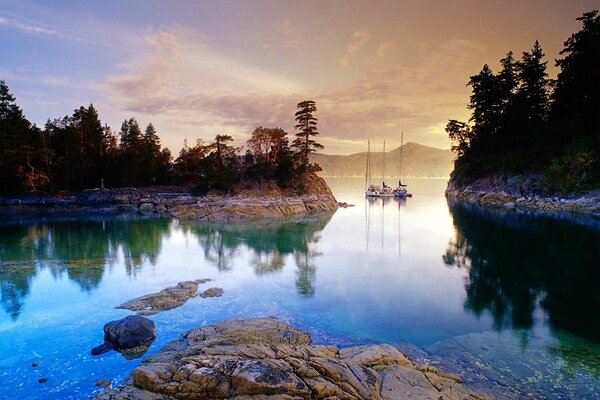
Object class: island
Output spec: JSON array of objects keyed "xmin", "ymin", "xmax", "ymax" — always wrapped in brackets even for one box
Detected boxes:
[{"xmin": 0, "ymin": 173, "xmax": 338, "ymax": 222}]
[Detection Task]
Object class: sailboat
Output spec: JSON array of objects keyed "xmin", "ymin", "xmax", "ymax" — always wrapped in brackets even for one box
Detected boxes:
[{"xmin": 365, "ymin": 135, "xmax": 411, "ymax": 198}]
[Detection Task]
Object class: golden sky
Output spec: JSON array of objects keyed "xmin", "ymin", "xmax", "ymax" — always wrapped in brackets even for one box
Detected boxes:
[{"xmin": 1, "ymin": 0, "xmax": 597, "ymax": 154}]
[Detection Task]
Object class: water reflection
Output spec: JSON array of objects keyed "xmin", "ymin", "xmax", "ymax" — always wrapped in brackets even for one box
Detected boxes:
[
  {"xmin": 0, "ymin": 214, "xmax": 333, "ymax": 320},
  {"xmin": 179, "ymin": 215, "xmax": 332, "ymax": 296},
  {"xmin": 0, "ymin": 216, "xmax": 171, "ymax": 319},
  {"xmin": 444, "ymin": 199, "xmax": 600, "ymax": 342}
]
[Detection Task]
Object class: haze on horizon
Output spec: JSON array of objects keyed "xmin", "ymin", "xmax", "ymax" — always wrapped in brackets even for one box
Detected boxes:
[{"xmin": 1, "ymin": 0, "xmax": 596, "ymax": 155}]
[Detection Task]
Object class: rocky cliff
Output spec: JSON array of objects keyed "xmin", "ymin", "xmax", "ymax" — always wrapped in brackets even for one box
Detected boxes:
[
  {"xmin": 446, "ymin": 174, "xmax": 600, "ymax": 213},
  {"xmin": 0, "ymin": 174, "xmax": 338, "ymax": 222},
  {"xmin": 96, "ymin": 317, "xmax": 486, "ymax": 400}
]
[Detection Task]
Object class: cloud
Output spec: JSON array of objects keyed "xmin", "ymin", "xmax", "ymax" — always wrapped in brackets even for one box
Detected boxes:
[
  {"xmin": 337, "ymin": 30, "xmax": 373, "ymax": 68},
  {"xmin": 0, "ymin": 14, "xmax": 66, "ymax": 38},
  {"xmin": 101, "ymin": 25, "xmax": 484, "ymax": 154},
  {"xmin": 102, "ymin": 26, "xmax": 306, "ymax": 148},
  {"xmin": 376, "ymin": 41, "xmax": 395, "ymax": 59}
]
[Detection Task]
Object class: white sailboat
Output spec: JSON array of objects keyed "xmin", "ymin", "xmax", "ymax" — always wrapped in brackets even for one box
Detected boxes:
[{"xmin": 365, "ymin": 136, "xmax": 411, "ymax": 198}]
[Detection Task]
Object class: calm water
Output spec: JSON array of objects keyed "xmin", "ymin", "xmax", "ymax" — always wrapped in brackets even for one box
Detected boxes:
[{"xmin": 0, "ymin": 178, "xmax": 599, "ymax": 399}]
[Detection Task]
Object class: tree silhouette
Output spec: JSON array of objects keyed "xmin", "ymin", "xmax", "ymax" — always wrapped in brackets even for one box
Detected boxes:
[{"xmin": 292, "ymin": 100, "xmax": 323, "ymax": 168}]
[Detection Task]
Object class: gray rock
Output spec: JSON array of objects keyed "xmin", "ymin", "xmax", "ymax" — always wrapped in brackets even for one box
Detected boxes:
[
  {"xmin": 104, "ymin": 315, "xmax": 156, "ymax": 350},
  {"xmin": 139, "ymin": 202, "xmax": 155, "ymax": 213},
  {"xmin": 95, "ymin": 317, "xmax": 486, "ymax": 400}
]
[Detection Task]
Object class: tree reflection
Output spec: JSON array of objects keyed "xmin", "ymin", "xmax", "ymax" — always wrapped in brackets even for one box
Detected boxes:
[
  {"xmin": 0, "ymin": 216, "xmax": 171, "ymax": 319},
  {"xmin": 180, "ymin": 214, "xmax": 332, "ymax": 296},
  {"xmin": 444, "ymin": 199, "xmax": 600, "ymax": 342},
  {"xmin": 0, "ymin": 213, "xmax": 333, "ymax": 321}
]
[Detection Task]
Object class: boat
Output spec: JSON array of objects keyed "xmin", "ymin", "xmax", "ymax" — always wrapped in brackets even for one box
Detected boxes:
[{"xmin": 364, "ymin": 136, "xmax": 411, "ymax": 198}]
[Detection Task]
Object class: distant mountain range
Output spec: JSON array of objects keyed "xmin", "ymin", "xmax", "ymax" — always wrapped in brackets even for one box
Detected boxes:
[{"xmin": 310, "ymin": 142, "xmax": 454, "ymax": 178}]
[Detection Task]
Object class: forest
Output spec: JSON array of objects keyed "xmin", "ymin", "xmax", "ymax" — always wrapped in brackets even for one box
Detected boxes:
[
  {"xmin": 446, "ymin": 10, "xmax": 599, "ymax": 193},
  {"xmin": 0, "ymin": 88, "xmax": 322, "ymax": 196}
]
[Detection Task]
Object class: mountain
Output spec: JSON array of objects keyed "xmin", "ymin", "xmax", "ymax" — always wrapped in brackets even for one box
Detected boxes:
[{"xmin": 310, "ymin": 142, "xmax": 454, "ymax": 178}]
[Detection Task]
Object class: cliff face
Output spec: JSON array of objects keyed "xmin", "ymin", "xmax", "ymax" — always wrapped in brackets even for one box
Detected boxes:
[
  {"xmin": 0, "ymin": 174, "xmax": 339, "ymax": 222},
  {"xmin": 446, "ymin": 174, "xmax": 600, "ymax": 213}
]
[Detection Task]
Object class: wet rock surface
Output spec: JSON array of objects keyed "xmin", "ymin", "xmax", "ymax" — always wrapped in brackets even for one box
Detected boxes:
[
  {"xmin": 96, "ymin": 317, "xmax": 486, "ymax": 400},
  {"xmin": 421, "ymin": 330, "xmax": 600, "ymax": 400},
  {"xmin": 116, "ymin": 279, "xmax": 212, "ymax": 315},
  {"xmin": 93, "ymin": 315, "xmax": 156, "ymax": 360},
  {"xmin": 198, "ymin": 287, "xmax": 224, "ymax": 298}
]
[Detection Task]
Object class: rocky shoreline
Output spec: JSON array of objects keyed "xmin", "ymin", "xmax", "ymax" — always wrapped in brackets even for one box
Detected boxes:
[
  {"xmin": 0, "ymin": 175, "xmax": 339, "ymax": 222},
  {"xmin": 96, "ymin": 317, "xmax": 487, "ymax": 400},
  {"xmin": 446, "ymin": 175, "xmax": 600, "ymax": 213}
]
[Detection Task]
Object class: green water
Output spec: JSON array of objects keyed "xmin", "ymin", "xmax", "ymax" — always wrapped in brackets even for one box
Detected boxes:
[{"xmin": 0, "ymin": 178, "xmax": 598, "ymax": 399}]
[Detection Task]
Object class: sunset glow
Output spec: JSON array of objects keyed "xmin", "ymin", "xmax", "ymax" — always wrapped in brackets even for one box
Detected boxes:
[{"xmin": 1, "ymin": 0, "xmax": 596, "ymax": 154}]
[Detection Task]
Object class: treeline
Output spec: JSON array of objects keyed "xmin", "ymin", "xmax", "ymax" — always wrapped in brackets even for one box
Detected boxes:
[
  {"xmin": 0, "ymin": 80, "xmax": 323, "ymax": 196},
  {"xmin": 447, "ymin": 11, "xmax": 599, "ymax": 192}
]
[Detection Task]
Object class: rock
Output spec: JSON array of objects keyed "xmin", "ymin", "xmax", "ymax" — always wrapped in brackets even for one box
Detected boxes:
[
  {"xmin": 38, "ymin": 378, "xmax": 48, "ymax": 384},
  {"xmin": 96, "ymin": 317, "xmax": 486, "ymax": 400},
  {"xmin": 338, "ymin": 202, "xmax": 355, "ymax": 208},
  {"xmin": 31, "ymin": 361, "xmax": 40, "ymax": 368},
  {"xmin": 116, "ymin": 280, "xmax": 211, "ymax": 315},
  {"xmin": 139, "ymin": 203, "xmax": 155, "ymax": 213},
  {"xmin": 96, "ymin": 379, "xmax": 112, "ymax": 388},
  {"xmin": 198, "ymin": 287, "xmax": 223, "ymax": 298},
  {"xmin": 103, "ymin": 315, "xmax": 156, "ymax": 351},
  {"xmin": 0, "ymin": 174, "xmax": 339, "ymax": 221},
  {"xmin": 91, "ymin": 341, "xmax": 115, "ymax": 356}
]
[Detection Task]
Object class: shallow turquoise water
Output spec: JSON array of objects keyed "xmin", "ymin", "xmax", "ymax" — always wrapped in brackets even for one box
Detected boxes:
[{"xmin": 0, "ymin": 178, "xmax": 599, "ymax": 399}]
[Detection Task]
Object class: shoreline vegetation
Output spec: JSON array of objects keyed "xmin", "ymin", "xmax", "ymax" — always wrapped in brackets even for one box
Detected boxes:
[
  {"xmin": 0, "ymin": 173, "xmax": 339, "ymax": 222},
  {"xmin": 0, "ymin": 92, "xmax": 340, "ymax": 219},
  {"xmin": 445, "ymin": 11, "xmax": 599, "ymax": 211}
]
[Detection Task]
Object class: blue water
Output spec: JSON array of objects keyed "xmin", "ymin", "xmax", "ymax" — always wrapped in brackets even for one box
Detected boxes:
[{"xmin": 0, "ymin": 178, "xmax": 599, "ymax": 399}]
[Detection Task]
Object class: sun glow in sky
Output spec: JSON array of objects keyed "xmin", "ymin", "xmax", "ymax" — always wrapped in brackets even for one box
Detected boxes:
[{"xmin": 0, "ymin": 0, "xmax": 596, "ymax": 154}]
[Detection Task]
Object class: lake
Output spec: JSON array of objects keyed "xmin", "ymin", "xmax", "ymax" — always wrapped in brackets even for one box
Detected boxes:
[{"xmin": 0, "ymin": 178, "xmax": 599, "ymax": 399}]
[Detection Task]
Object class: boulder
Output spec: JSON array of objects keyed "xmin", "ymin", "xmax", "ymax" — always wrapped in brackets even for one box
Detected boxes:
[
  {"xmin": 96, "ymin": 317, "xmax": 487, "ymax": 399},
  {"xmin": 103, "ymin": 315, "xmax": 156, "ymax": 350}
]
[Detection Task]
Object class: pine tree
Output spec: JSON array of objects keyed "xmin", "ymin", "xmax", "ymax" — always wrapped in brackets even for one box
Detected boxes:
[
  {"xmin": 292, "ymin": 100, "xmax": 323, "ymax": 168},
  {"xmin": 552, "ymin": 10, "xmax": 600, "ymax": 142}
]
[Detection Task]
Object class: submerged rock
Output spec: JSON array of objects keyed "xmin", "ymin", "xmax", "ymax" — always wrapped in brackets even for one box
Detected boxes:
[
  {"xmin": 116, "ymin": 279, "xmax": 211, "ymax": 315},
  {"xmin": 96, "ymin": 317, "xmax": 486, "ymax": 400},
  {"xmin": 198, "ymin": 287, "xmax": 223, "ymax": 298}
]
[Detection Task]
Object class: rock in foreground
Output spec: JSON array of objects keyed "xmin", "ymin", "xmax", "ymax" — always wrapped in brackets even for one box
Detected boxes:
[
  {"xmin": 97, "ymin": 317, "xmax": 486, "ymax": 400},
  {"xmin": 93, "ymin": 315, "xmax": 156, "ymax": 360}
]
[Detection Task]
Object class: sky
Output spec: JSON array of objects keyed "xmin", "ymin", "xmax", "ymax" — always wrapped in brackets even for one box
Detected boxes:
[{"xmin": 0, "ymin": 0, "xmax": 597, "ymax": 155}]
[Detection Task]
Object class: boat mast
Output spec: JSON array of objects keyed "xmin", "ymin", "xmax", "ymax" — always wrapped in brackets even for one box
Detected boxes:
[
  {"xmin": 382, "ymin": 140, "xmax": 385, "ymax": 185},
  {"xmin": 399, "ymin": 132, "xmax": 403, "ymax": 183},
  {"xmin": 365, "ymin": 139, "xmax": 370, "ymax": 190}
]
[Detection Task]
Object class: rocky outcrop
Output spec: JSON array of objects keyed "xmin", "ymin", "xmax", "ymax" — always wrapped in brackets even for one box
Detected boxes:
[
  {"xmin": 116, "ymin": 279, "xmax": 212, "ymax": 315},
  {"xmin": 0, "ymin": 175, "xmax": 338, "ymax": 221},
  {"xmin": 92, "ymin": 315, "xmax": 156, "ymax": 360},
  {"xmin": 446, "ymin": 175, "xmax": 600, "ymax": 213},
  {"xmin": 96, "ymin": 317, "xmax": 486, "ymax": 400}
]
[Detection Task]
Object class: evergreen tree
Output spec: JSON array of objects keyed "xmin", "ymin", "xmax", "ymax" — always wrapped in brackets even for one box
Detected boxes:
[
  {"xmin": 0, "ymin": 81, "xmax": 33, "ymax": 194},
  {"xmin": 552, "ymin": 10, "xmax": 600, "ymax": 142},
  {"xmin": 292, "ymin": 100, "xmax": 323, "ymax": 168},
  {"xmin": 118, "ymin": 118, "xmax": 143, "ymax": 186}
]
